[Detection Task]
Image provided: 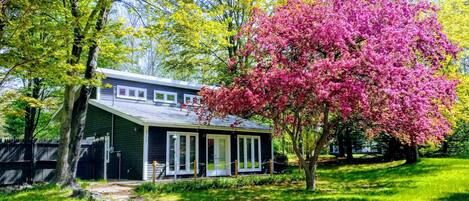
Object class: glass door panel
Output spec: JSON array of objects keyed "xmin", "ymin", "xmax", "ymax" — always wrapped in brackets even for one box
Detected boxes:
[
  {"xmin": 207, "ymin": 138, "xmax": 215, "ymax": 172},
  {"xmin": 218, "ymin": 139, "xmax": 227, "ymax": 173},
  {"xmin": 206, "ymin": 135, "xmax": 230, "ymax": 176}
]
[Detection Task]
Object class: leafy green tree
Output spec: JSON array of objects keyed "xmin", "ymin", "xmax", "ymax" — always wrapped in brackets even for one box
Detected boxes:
[
  {"xmin": 150, "ymin": 0, "xmax": 272, "ymax": 84},
  {"xmin": 437, "ymin": 0, "xmax": 468, "ymax": 157}
]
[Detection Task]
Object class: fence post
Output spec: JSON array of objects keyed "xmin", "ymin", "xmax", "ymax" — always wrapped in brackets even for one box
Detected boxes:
[
  {"xmin": 234, "ymin": 160, "xmax": 238, "ymax": 178},
  {"xmin": 193, "ymin": 160, "xmax": 197, "ymax": 179},
  {"xmin": 152, "ymin": 161, "xmax": 156, "ymax": 184},
  {"xmin": 269, "ymin": 159, "xmax": 273, "ymax": 176}
]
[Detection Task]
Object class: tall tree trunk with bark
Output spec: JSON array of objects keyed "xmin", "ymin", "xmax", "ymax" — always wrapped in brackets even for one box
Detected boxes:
[
  {"xmin": 337, "ymin": 133, "xmax": 345, "ymax": 157},
  {"xmin": 24, "ymin": 78, "xmax": 42, "ymax": 141},
  {"xmin": 54, "ymin": 0, "xmax": 111, "ymax": 186},
  {"xmin": 24, "ymin": 78, "xmax": 42, "ymax": 183},
  {"xmin": 345, "ymin": 127, "xmax": 353, "ymax": 163},
  {"xmin": 405, "ymin": 142, "xmax": 419, "ymax": 164},
  {"xmin": 289, "ymin": 104, "xmax": 332, "ymax": 191}
]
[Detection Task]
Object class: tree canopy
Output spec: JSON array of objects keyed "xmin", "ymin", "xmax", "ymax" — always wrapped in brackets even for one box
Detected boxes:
[{"xmin": 199, "ymin": 0, "xmax": 459, "ymax": 190}]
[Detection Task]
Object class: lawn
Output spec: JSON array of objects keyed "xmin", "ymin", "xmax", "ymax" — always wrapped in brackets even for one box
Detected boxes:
[
  {"xmin": 0, "ymin": 184, "xmax": 83, "ymax": 201},
  {"xmin": 140, "ymin": 158, "xmax": 469, "ymax": 201},
  {"xmin": 0, "ymin": 158, "xmax": 467, "ymax": 201}
]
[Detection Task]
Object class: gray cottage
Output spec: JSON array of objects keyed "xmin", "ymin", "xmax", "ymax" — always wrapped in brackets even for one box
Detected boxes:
[{"xmin": 84, "ymin": 68, "xmax": 272, "ymax": 181}]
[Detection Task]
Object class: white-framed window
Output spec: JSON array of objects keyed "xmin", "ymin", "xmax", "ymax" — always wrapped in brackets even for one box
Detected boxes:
[
  {"xmin": 116, "ymin": 85, "xmax": 147, "ymax": 100},
  {"xmin": 237, "ymin": 135, "xmax": 261, "ymax": 172},
  {"xmin": 154, "ymin": 90, "xmax": 177, "ymax": 104},
  {"xmin": 166, "ymin": 132, "xmax": 198, "ymax": 175},
  {"xmin": 183, "ymin": 94, "xmax": 201, "ymax": 105}
]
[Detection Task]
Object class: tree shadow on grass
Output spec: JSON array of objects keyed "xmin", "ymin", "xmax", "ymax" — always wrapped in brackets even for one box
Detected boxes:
[
  {"xmin": 164, "ymin": 185, "xmax": 376, "ymax": 201},
  {"xmin": 318, "ymin": 160, "xmax": 445, "ymax": 183},
  {"xmin": 436, "ymin": 192, "xmax": 469, "ymax": 201}
]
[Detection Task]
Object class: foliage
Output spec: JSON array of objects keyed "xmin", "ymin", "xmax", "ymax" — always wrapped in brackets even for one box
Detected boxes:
[
  {"xmin": 438, "ymin": 0, "xmax": 469, "ymax": 125},
  {"xmin": 445, "ymin": 121, "xmax": 469, "ymax": 157},
  {"xmin": 0, "ymin": 87, "xmax": 60, "ymax": 139},
  {"xmin": 198, "ymin": 0, "xmax": 458, "ymax": 189},
  {"xmin": 438, "ymin": 0, "xmax": 469, "ymax": 50},
  {"xmin": 136, "ymin": 174, "xmax": 304, "ymax": 194},
  {"xmin": 148, "ymin": 0, "xmax": 273, "ymax": 84},
  {"xmin": 141, "ymin": 158, "xmax": 469, "ymax": 201}
]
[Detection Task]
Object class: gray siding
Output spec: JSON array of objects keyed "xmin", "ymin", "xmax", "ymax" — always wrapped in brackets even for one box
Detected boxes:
[
  {"xmin": 99, "ymin": 78, "xmax": 199, "ymax": 106},
  {"xmin": 113, "ymin": 116, "xmax": 144, "ymax": 180},
  {"xmin": 84, "ymin": 105, "xmax": 112, "ymax": 138},
  {"xmin": 84, "ymin": 105, "xmax": 144, "ymax": 180}
]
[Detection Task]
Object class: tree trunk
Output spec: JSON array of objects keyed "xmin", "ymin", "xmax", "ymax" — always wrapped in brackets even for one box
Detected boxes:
[
  {"xmin": 54, "ymin": 0, "xmax": 110, "ymax": 186},
  {"xmin": 441, "ymin": 140, "xmax": 448, "ymax": 156},
  {"xmin": 405, "ymin": 143, "xmax": 418, "ymax": 164},
  {"xmin": 24, "ymin": 78, "xmax": 41, "ymax": 141},
  {"xmin": 303, "ymin": 161, "xmax": 317, "ymax": 191},
  {"xmin": 23, "ymin": 78, "xmax": 41, "ymax": 184},
  {"xmin": 345, "ymin": 128, "xmax": 353, "ymax": 163},
  {"xmin": 54, "ymin": 85, "xmax": 76, "ymax": 185},
  {"xmin": 54, "ymin": 0, "xmax": 84, "ymax": 186},
  {"xmin": 337, "ymin": 134, "xmax": 345, "ymax": 157}
]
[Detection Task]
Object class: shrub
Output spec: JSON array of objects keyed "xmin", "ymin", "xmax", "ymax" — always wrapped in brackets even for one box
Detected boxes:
[{"xmin": 135, "ymin": 174, "xmax": 304, "ymax": 194}]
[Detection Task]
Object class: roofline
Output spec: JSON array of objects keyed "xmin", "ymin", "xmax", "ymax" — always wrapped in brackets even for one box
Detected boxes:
[
  {"xmin": 89, "ymin": 100, "xmax": 271, "ymax": 134},
  {"xmin": 97, "ymin": 68, "xmax": 208, "ymax": 91}
]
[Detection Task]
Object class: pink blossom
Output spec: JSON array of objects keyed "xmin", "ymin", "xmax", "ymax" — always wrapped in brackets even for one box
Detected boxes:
[{"xmin": 198, "ymin": 0, "xmax": 459, "ymax": 145}]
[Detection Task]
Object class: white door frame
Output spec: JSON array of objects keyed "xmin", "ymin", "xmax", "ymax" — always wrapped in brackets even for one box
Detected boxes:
[{"xmin": 206, "ymin": 134, "xmax": 231, "ymax": 176}]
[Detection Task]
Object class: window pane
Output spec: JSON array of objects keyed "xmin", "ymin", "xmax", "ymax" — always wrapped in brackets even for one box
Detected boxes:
[
  {"xmin": 167, "ymin": 94, "xmax": 175, "ymax": 101},
  {"xmin": 129, "ymin": 89, "xmax": 135, "ymax": 97},
  {"xmin": 180, "ymin": 136, "xmax": 186, "ymax": 171},
  {"xmin": 155, "ymin": 93, "xmax": 164, "ymax": 100},
  {"xmin": 190, "ymin": 136, "xmax": 196, "ymax": 171},
  {"xmin": 239, "ymin": 138, "xmax": 244, "ymax": 169},
  {"xmin": 185, "ymin": 96, "xmax": 191, "ymax": 104},
  {"xmin": 138, "ymin": 90, "xmax": 145, "ymax": 98},
  {"xmin": 119, "ymin": 88, "xmax": 126, "ymax": 96},
  {"xmin": 208, "ymin": 139, "xmax": 215, "ymax": 171},
  {"xmin": 169, "ymin": 135, "xmax": 176, "ymax": 171},
  {"xmin": 219, "ymin": 139, "xmax": 226, "ymax": 171},
  {"xmin": 254, "ymin": 138, "xmax": 259, "ymax": 168},
  {"xmin": 247, "ymin": 138, "xmax": 252, "ymax": 169}
]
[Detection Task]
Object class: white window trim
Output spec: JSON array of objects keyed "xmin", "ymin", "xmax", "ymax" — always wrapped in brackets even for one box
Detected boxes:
[
  {"xmin": 237, "ymin": 135, "xmax": 262, "ymax": 172},
  {"xmin": 154, "ymin": 90, "xmax": 178, "ymax": 104},
  {"xmin": 165, "ymin": 132, "xmax": 199, "ymax": 175},
  {"xmin": 116, "ymin": 85, "xmax": 147, "ymax": 101},
  {"xmin": 183, "ymin": 94, "xmax": 202, "ymax": 106}
]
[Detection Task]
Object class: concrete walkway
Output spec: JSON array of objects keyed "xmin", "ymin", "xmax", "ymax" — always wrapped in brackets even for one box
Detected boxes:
[{"xmin": 87, "ymin": 180, "xmax": 144, "ymax": 201}]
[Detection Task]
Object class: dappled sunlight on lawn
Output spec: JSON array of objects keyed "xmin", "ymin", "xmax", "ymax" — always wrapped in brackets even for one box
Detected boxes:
[
  {"xmin": 0, "ymin": 185, "xmax": 82, "ymax": 201},
  {"xmin": 141, "ymin": 158, "xmax": 469, "ymax": 201}
]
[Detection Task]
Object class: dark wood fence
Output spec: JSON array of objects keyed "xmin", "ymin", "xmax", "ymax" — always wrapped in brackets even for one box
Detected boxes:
[{"xmin": 0, "ymin": 139, "xmax": 104, "ymax": 186}]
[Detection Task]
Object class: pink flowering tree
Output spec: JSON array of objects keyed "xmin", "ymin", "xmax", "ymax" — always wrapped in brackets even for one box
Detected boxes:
[{"xmin": 198, "ymin": 0, "xmax": 458, "ymax": 190}]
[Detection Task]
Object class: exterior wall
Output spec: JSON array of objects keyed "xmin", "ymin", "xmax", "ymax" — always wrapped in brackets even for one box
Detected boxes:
[
  {"xmin": 112, "ymin": 116, "xmax": 144, "ymax": 180},
  {"xmin": 84, "ymin": 105, "xmax": 144, "ymax": 180},
  {"xmin": 99, "ymin": 77, "xmax": 199, "ymax": 106},
  {"xmin": 147, "ymin": 127, "xmax": 272, "ymax": 179},
  {"xmin": 84, "ymin": 105, "xmax": 112, "ymax": 138}
]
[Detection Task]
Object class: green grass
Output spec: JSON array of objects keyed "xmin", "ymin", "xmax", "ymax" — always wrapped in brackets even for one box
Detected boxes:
[
  {"xmin": 140, "ymin": 158, "xmax": 469, "ymax": 201},
  {"xmin": 0, "ymin": 184, "xmax": 83, "ymax": 201}
]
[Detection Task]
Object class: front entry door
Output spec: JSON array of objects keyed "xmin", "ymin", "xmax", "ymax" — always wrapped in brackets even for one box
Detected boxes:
[{"xmin": 206, "ymin": 135, "xmax": 231, "ymax": 176}]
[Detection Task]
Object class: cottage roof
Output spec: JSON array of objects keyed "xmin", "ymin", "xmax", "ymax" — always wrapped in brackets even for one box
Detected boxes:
[
  {"xmin": 90, "ymin": 99, "xmax": 271, "ymax": 133},
  {"xmin": 97, "ymin": 68, "xmax": 210, "ymax": 90}
]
